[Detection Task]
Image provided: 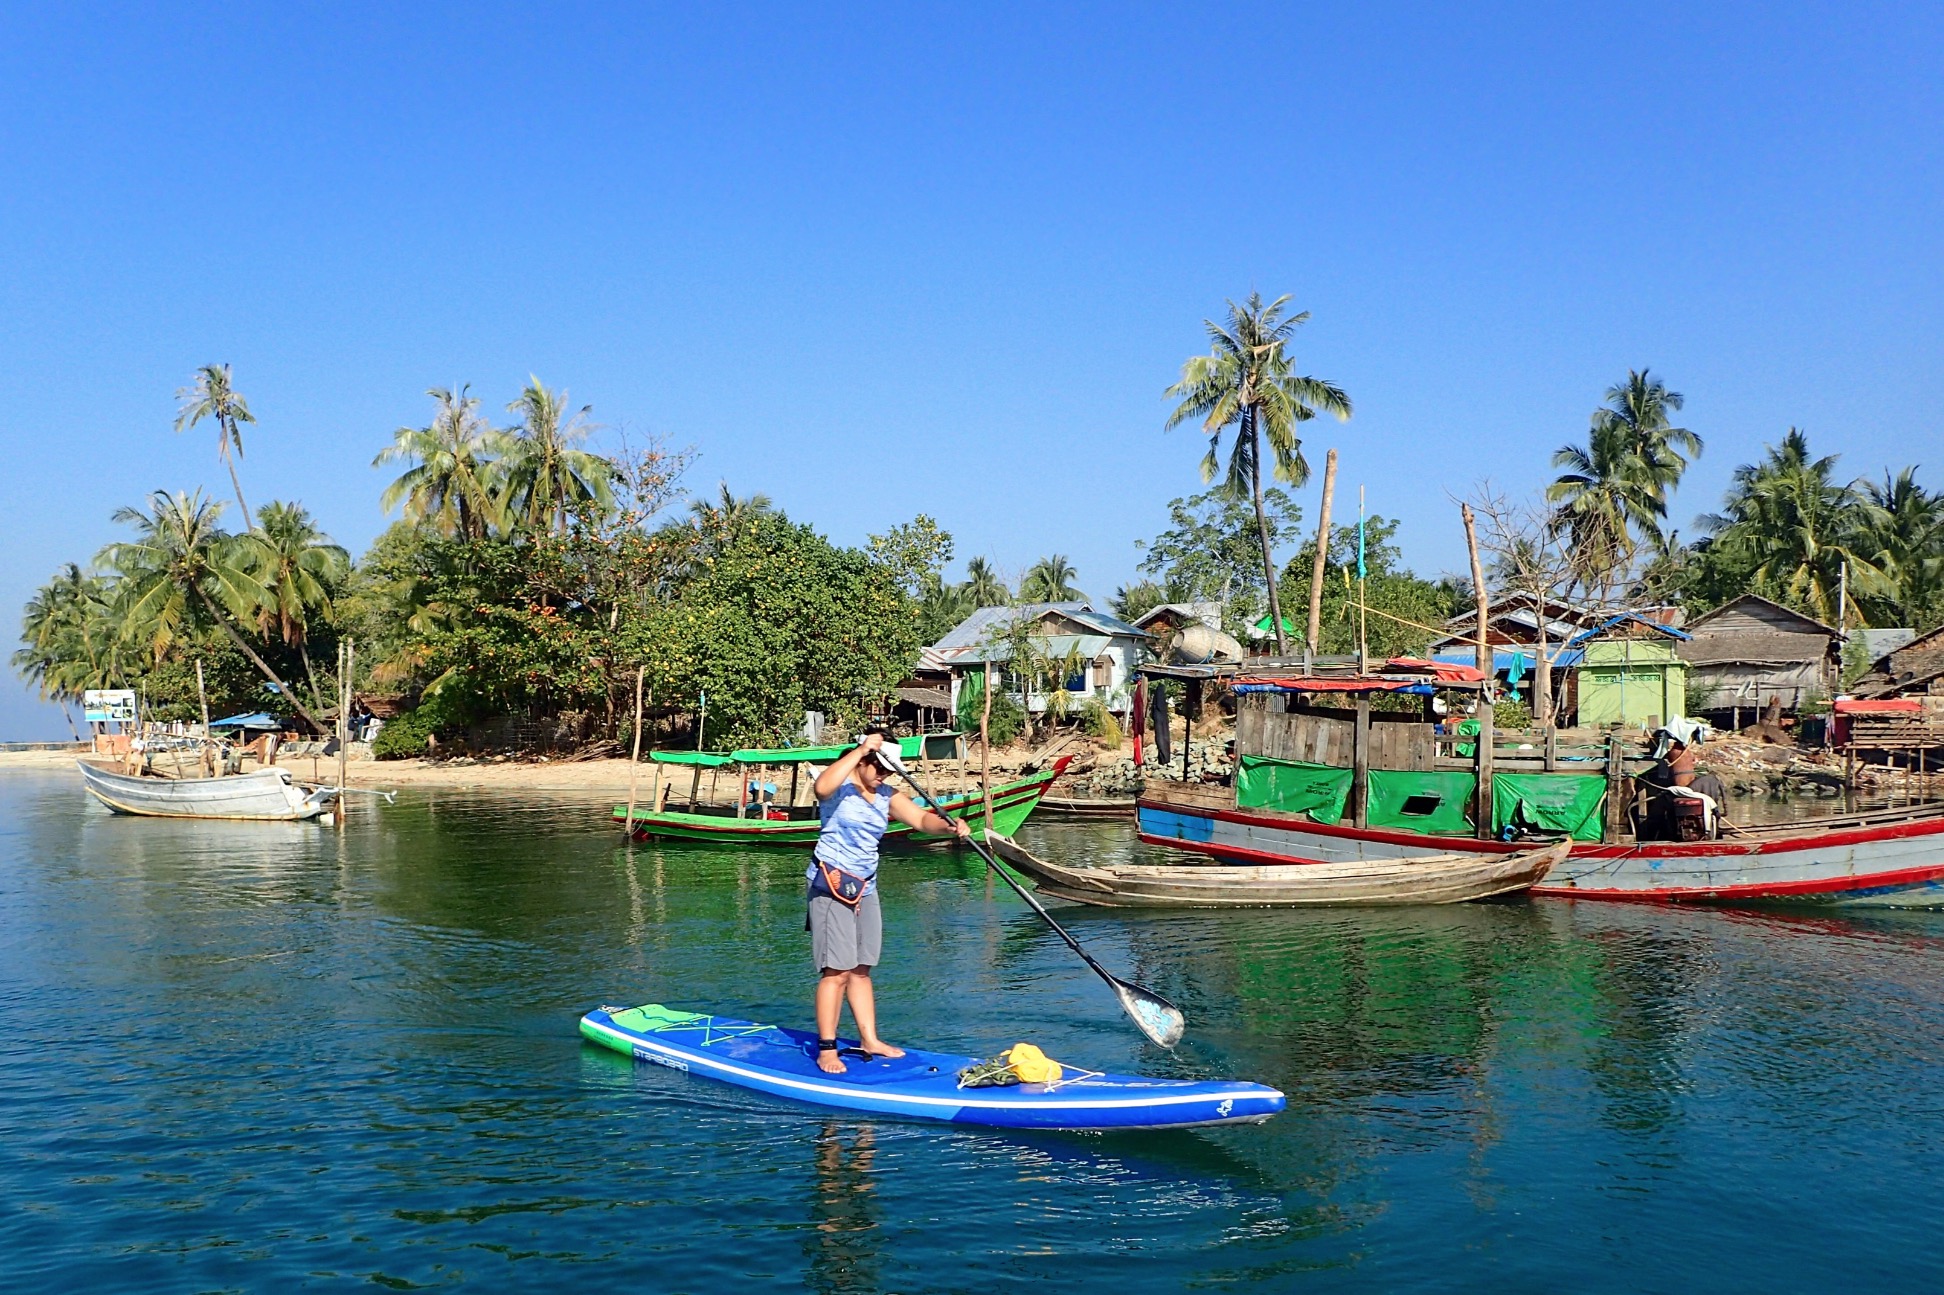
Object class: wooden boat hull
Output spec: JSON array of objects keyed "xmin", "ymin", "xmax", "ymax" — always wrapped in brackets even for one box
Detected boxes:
[
  {"xmin": 988, "ymin": 832, "xmax": 1565, "ymax": 907},
  {"xmin": 1037, "ymin": 795, "xmax": 1138, "ymax": 818},
  {"xmin": 77, "ymin": 759, "xmax": 335, "ymax": 822},
  {"xmin": 614, "ymin": 766, "xmax": 1062, "ymax": 844},
  {"xmin": 1137, "ymin": 783, "xmax": 1944, "ymax": 907}
]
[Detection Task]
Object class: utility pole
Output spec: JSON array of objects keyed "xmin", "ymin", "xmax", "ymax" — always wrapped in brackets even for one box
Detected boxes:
[{"xmin": 1305, "ymin": 449, "xmax": 1338, "ymax": 675}]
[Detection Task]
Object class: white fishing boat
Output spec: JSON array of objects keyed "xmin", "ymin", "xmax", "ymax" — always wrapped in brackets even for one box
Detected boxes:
[{"xmin": 77, "ymin": 759, "xmax": 340, "ymax": 822}]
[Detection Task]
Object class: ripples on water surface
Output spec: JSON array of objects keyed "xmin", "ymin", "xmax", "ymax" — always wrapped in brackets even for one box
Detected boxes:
[{"xmin": 3, "ymin": 771, "xmax": 1942, "ymax": 1290}]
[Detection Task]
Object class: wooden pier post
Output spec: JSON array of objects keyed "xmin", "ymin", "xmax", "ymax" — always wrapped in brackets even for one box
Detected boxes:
[
  {"xmin": 1353, "ymin": 694, "xmax": 1371, "ymax": 829},
  {"xmin": 623, "ymin": 666, "xmax": 645, "ymax": 835},
  {"xmin": 1605, "ymin": 733, "xmax": 1627, "ymax": 839},
  {"xmin": 1474, "ymin": 691, "xmax": 1494, "ymax": 838}
]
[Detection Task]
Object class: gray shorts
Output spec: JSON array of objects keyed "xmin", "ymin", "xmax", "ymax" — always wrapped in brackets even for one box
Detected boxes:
[{"xmin": 808, "ymin": 890, "xmax": 881, "ymax": 972}]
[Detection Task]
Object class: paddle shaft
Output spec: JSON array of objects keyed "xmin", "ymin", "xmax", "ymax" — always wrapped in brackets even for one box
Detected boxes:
[{"xmin": 891, "ymin": 764, "xmax": 1144, "ymax": 992}]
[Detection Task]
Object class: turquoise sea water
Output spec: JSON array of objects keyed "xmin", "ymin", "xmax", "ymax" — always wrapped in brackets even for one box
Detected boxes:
[{"xmin": 3, "ymin": 769, "xmax": 1942, "ymax": 1291}]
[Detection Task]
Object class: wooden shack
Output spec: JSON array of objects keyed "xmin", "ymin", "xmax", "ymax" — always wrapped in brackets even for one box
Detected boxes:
[
  {"xmin": 1678, "ymin": 594, "xmax": 1840, "ymax": 725},
  {"xmin": 1861, "ymin": 622, "xmax": 1944, "ymax": 698}
]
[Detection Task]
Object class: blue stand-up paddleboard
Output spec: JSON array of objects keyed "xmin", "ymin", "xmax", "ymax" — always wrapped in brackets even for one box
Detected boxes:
[{"xmin": 581, "ymin": 1004, "xmax": 1285, "ymax": 1131}]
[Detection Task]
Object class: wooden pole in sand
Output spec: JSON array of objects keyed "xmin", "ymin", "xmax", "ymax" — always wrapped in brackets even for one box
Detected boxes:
[
  {"xmin": 623, "ymin": 665, "xmax": 645, "ymax": 835},
  {"xmin": 1305, "ymin": 449, "xmax": 1338, "ymax": 675}
]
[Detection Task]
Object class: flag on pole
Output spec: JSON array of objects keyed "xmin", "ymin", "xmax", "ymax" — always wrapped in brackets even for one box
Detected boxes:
[{"xmin": 1357, "ymin": 487, "xmax": 1367, "ymax": 581}]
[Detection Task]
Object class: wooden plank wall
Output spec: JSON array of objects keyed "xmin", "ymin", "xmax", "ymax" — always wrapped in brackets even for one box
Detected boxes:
[{"xmin": 1236, "ymin": 698, "xmax": 1434, "ymax": 770}]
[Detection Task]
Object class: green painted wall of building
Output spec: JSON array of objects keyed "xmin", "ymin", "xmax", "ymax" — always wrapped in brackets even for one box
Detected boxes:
[{"xmin": 1576, "ymin": 638, "xmax": 1688, "ymax": 728}]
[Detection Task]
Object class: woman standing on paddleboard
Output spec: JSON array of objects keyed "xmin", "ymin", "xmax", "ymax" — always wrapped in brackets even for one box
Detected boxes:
[{"xmin": 809, "ymin": 731, "xmax": 969, "ymax": 1075}]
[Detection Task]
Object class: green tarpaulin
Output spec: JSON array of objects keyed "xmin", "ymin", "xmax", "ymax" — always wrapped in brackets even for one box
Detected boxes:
[
  {"xmin": 650, "ymin": 750, "xmax": 736, "ymax": 768},
  {"xmin": 1365, "ymin": 769, "xmax": 1477, "ymax": 836},
  {"xmin": 1492, "ymin": 772, "xmax": 1607, "ymax": 841},
  {"xmin": 1235, "ymin": 756, "xmax": 1352, "ymax": 824}
]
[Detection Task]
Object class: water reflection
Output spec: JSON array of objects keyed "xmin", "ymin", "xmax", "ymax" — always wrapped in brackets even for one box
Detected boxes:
[
  {"xmin": 803, "ymin": 1123, "xmax": 883, "ymax": 1295},
  {"xmin": 9, "ymin": 772, "xmax": 1944, "ymax": 1290}
]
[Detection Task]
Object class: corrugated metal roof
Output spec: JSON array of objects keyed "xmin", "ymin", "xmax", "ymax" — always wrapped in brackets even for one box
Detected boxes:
[
  {"xmin": 949, "ymin": 634, "xmax": 1112, "ymax": 665},
  {"xmin": 928, "ymin": 603, "xmax": 1147, "ymax": 654}
]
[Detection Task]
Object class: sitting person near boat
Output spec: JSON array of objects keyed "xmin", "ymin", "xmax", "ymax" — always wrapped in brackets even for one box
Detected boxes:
[
  {"xmin": 808, "ymin": 730, "xmax": 969, "ymax": 1075},
  {"xmin": 1635, "ymin": 720, "xmax": 1731, "ymax": 841}
]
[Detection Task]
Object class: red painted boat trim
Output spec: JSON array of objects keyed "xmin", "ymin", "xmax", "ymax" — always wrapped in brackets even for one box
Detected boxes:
[
  {"xmin": 1533, "ymin": 860, "xmax": 1944, "ymax": 901},
  {"xmin": 1137, "ymin": 794, "xmax": 1944, "ymax": 858}
]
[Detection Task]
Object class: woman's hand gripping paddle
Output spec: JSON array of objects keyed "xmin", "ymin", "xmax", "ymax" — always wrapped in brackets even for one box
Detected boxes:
[{"xmin": 877, "ymin": 745, "xmax": 1186, "ymax": 1048}]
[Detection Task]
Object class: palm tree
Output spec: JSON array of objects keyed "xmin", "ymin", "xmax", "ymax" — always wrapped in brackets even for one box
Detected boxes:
[
  {"xmin": 13, "ymin": 564, "xmax": 131, "ymax": 706},
  {"xmin": 1020, "ymin": 554, "xmax": 1086, "ymax": 602},
  {"xmin": 1165, "ymin": 293, "xmax": 1351, "ymax": 654},
  {"xmin": 501, "ymin": 377, "xmax": 615, "ymax": 534},
  {"xmin": 374, "ymin": 385, "xmax": 506, "ymax": 539},
  {"xmin": 689, "ymin": 482, "xmax": 775, "ymax": 550},
  {"xmin": 99, "ymin": 490, "xmax": 324, "ymax": 732},
  {"xmin": 175, "ymin": 364, "xmax": 259, "ymax": 531},
  {"xmin": 1856, "ymin": 467, "xmax": 1944, "ymax": 626},
  {"xmin": 1701, "ymin": 430, "xmax": 1887, "ymax": 626},
  {"xmin": 1548, "ymin": 369, "xmax": 1702, "ymax": 603},
  {"xmin": 963, "ymin": 557, "xmax": 1009, "ymax": 607},
  {"xmin": 253, "ymin": 501, "xmax": 351, "ymax": 712},
  {"xmin": 1111, "ymin": 579, "xmax": 1170, "ymax": 624}
]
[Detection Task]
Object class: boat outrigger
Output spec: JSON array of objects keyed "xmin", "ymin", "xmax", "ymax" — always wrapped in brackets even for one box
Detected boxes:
[{"xmin": 614, "ymin": 739, "xmax": 1070, "ymax": 844}]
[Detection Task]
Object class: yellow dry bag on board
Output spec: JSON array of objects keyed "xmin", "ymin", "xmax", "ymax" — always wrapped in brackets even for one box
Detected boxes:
[{"xmin": 1004, "ymin": 1042, "xmax": 1063, "ymax": 1084}]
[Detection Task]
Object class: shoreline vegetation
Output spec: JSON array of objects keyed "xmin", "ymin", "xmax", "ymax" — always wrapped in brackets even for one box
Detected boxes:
[{"xmin": 13, "ymin": 305, "xmax": 1944, "ymax": 756}]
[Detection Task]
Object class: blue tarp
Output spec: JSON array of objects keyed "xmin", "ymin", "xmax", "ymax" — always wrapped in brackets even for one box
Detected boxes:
[{"xmin": 208, "ymin": 712, "xmax": 283, "ymax": 730}]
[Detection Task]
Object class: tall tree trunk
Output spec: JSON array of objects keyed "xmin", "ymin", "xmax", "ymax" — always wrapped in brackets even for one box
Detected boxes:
[
  {"xmin": 195, "ymin": 586, "xmax": 323, "ymax": 732},
  {"xmin": 223, "ymin": 416, "xmax": 253, "ymax": 532},
  {"xmin": 1249, "ymin": 411, "xmax": 1288, "ymax": 655},
  {"xmin": 300, "ymin": 640, "xmax": 329, "ymax": 716}
]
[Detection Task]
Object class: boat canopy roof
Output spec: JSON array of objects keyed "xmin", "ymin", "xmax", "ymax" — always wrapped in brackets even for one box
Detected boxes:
[
  {"xmin": 649, "ymin": 750, "xmax": 737, "ymax": 767},
  {"xmin": 650, "ymin": 734, "xmax": 956, "ymax": 768},
  {"xmin": 209, "ymin": 711, "xmax": 284, "ymax": 730}
]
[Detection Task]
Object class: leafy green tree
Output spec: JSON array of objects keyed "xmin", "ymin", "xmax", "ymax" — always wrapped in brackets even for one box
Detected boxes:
[
  {"xmin": 868, "ymin": 515, "xmax": 954, "ymax": 594},
  {"xmin": 1165, "ymin": 293, "xmax": 1350, "ymax": 653},
  {"xmin": 646, "ymin": 513, "xmax": 922, "ymax": 745},
  {"xmin": 374, "ymin": 385, "xmax": 507, "ymax": 540},
  {"xmin": 99, "ymin": 490, "xmax": 323, "ymax": 730},
  {"xmin": 501, "ymin": 377, "xmax": 615, "ymax": 534},
  {"xmin": 1136, "ymin": 486, "xmax": 1301, "ymax": 637},
  {"xmin": 175, "ymin": 364, "xmax": 259, "ymax": 531},
  {"xmin": 1020, "ymin": 554, "xmax": 1085, "ymax": 602},
  {"xmin": 1277, "ymin": 515, "xmax": 1457, "ymax": 659},
  {"xmin": 963, "ymin": 557, "xmax": 1009, "ymax": 607},
  {"xmin": 253, "ymin": 501, "xmax": 351, "ymax": 711}
]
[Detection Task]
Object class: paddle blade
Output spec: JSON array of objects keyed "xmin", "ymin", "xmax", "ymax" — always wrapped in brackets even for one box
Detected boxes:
[{"xmin": 1113, "ymin": 979, "xmax": 1185, "ymax": 1049}]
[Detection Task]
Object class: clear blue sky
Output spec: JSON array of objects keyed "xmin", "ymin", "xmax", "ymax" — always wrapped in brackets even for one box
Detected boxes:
[{"xmin": 3, "ymin": 4, "xmax": 1939, "ymax": 739}]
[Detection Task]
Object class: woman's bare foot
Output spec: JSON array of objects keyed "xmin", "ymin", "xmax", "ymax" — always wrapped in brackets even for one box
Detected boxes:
[
  {"xmin": 817, "ymin": 1048, "xmax": 847, "ymax": 1075},
  {"xmin": 860, "ymin": 1039, "xmax": 905, "ymax": 1060}
]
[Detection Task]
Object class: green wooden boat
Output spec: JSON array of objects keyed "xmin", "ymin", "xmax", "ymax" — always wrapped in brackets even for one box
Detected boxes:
[{"xmin": 614, "ymin": 743, "xmax": 1070, "ymax": 845}]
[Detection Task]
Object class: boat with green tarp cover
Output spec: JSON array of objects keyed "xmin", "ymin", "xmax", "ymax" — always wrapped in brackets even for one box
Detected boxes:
[
  {"xmin": 615, "ymin": 742, "xmax": 1070, "ymax": 844},
  {"xmin": 580, "ymin": 1002, "xmax": 1285, "ymax": 1130}
]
